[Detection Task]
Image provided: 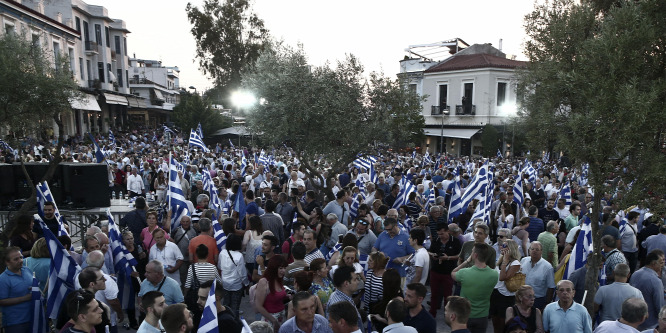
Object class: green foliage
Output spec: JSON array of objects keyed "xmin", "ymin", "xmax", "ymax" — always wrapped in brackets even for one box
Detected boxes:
[
  {"xmin": 172, "ymin": 93, "xmax": 232, "ymax": 136},
  {"xmin": 0, "ymin": 33, "xmax": 80, "ymax": 140},
  {"xmin": 481, "ymin": 124, "xmax": 499, "ymax": 157},
  {"xmin": 186, "ymin": 0, "xmax": 269, "ymax": 93},
  {"xmin": 243, "ymin": 42, "xmax": 424, "ymax": 183},
  {"xmin": 518, "ymin": 0, "xmax": 666, "ymax": 312}
]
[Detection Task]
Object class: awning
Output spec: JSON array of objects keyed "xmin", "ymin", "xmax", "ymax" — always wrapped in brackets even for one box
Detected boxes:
[
  {"xmin": 69, "ymin": 93, "xmax": 101, "ymax": 112},
  {"xmin": 103, "ymin": 93, "xmax": 128, "ymax": 105},
  {"xmin": 152, "ymin": 89, "xmax": 165, "ymax": 101},
  {"xmin": 137, "ymin": 98, "xmax": 147, "ymax": 108},
  {"xmin": 127, "ymin": 96, "xmax": 139, "ymax": 107},
  {"xmin": 212, "ymin": 127, "xmax": 252, "ymax": 136},
  {"xmin": 424, "ymin": 128, "xmax": 480, "ymax": 139}
]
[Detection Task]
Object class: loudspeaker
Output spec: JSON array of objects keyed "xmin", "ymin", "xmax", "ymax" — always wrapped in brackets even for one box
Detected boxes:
[
  {"xmin": 0, "ymin": 163, "xmax": 13, "ymax": 194},
  {"xmin": 12, "ymin": 163, "xmax": 64, "ymax": 205},
  {"xmin": 61, "ymin": 163, "xmax": 110, "ymax": 208}
]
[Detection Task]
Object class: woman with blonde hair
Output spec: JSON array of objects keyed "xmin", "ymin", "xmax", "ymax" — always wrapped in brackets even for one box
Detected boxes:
[
  {"xmin": 505, "ymin": 285, "xmax": 543, "ymax": 333},
  {"xmin": 491, "ymin": 239, "xmax": 522, "ymax": 333},
  {"xmin": 23, "ymin": 237, "xmax": 50, "ymax": 291}
]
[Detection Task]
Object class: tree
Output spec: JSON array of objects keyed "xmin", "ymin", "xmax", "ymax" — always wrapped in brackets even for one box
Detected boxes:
[
  {"xmin": 186, "ymin": 0, "xmax": 269, "ymax": 107},
  {"xmin": 243, "ymin": 42, "xmax": 424, "ymax": 198},
  {"xmin": 480, "ymin": 124, "xmax": 499, "ymax": 157},
  {"xmin": 172, "ymin": 92, "xmax": 233, "ymax": 136},
  {"xmin": 0, "ymin": 33, "xmax": 81, "ymax": 258},
  {"xmin": 518, "ymin": 0, "xmax": 666, "ymax": 313}
]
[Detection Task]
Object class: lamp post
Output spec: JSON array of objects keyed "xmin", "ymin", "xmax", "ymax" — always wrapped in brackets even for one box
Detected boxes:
[
  {"xmin": 188, "ymin": 86, "xmax": 197, "ymax": 94},
  {"xmin": 440, "ymin": 106, "xmax": 450, "ymax": 155}
]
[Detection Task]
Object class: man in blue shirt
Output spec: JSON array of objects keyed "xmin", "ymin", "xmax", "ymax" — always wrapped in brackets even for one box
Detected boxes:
[
  {"xmin": 542, "ymin": 280, "xmax": 592, "ymax": 333},
  {"xmin": 280, "ymin": 292, "xmax": 332, "ymax": 333},
  {"xmin": 372, "ymin": 218, "xmax": 415, "ymax": 278},
  {"xmin": 0, "ymin": 247, "xmax": 33, "ymax": 333},
  {"xmin": 630, "ymin": 249, "xmax": 665, "ymax": 331}
]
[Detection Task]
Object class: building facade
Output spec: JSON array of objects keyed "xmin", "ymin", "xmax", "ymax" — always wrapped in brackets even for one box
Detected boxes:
[
  {"xmin": 401, "ymin": 42, "xmax": 526, "ymax": 156},
  {"xmin": 128, "ymin": 58, "xmax": 181, "ymax": 128}
]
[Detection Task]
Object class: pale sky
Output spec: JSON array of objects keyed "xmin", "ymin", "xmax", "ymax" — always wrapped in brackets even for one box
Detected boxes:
[{"xmin": 103, "ymin": 0, "xmax": 538, "ymax": 99}]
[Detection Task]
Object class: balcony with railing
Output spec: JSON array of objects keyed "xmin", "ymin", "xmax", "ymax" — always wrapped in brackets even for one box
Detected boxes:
[
  {"xmin": 455, "ymin": 104, "xmax": 476, "ymax": 115},
  {"xmin": 84, "ymin": 41, "xmax": 99, "ymax": 54},
  {"xmin": 431, "ymin": 105, "xmax": 450, "ymax": 116}
]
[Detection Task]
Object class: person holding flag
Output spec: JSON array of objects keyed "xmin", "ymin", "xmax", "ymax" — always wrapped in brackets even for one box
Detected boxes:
[
  {"xmin": 0, "ymin": 246, "xmax": 34, "ymax": 333},
  {"xmin": 196, "ymin": 279, "xmax": 242, "ymax": 333}
]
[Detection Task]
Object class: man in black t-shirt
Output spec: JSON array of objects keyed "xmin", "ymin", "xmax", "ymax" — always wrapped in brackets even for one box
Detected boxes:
[{"xmin": 427, "ymin": 222, "xmax": 462, "ymax": 318}]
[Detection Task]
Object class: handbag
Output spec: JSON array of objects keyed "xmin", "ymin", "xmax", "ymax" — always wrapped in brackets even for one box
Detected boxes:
[
  {"xmin": 505, "ymin": 271, "xmax": 526, "ymax": 292},
  {"xmin": 184, "ymin": 264, "xmax": 201, "ymax": 311}
]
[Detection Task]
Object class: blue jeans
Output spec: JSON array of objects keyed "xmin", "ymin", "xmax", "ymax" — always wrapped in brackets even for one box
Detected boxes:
[{"xmin": 223, "ymin": 288, "xmax": 244, "ymax": 319}]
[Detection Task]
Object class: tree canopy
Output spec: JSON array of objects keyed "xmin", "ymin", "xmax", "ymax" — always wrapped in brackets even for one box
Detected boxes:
[
  {"xmin": 172, "ymin": 92, "xmax": 233, "ymax": 136},
  {"xmin": 243, "ymin": 42, "xmax": 424, "ymax": 195},
  {"xmin": 186, "ymin": 0, "xmax": 269, "ymax": 106},
  {"xmin": 518, "ymin": 0, "xmax": 666, "ymax": 312}
]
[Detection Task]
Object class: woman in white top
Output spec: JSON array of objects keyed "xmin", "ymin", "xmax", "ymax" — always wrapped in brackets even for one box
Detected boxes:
[
  {"xmin": 497, "ymin": 202, "xmax": 515, "ymax": 234},
  {"xmin": 219, "ymin": 234, "xmax": 249, "ymax": 318},
  {"xmin": 243, "ymin": 216, "xmax": 264, "ymax": 280},
  {"xmin": 491, "ymin": 239, "xmax": 522, "ymax": 333}
]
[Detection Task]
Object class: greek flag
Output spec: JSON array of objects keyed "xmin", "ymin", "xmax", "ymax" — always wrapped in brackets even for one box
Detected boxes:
[
  {"xmin": 233, "ymin": 187, "xmax": 247, "ymax": 229},
  {"xmin": 459, "ymin": 162, "xmax": 490, "ymax": 213},
  {"xmin": 189, "ymin": 129, "xmax": 209, "ymax": 152},
  {"xmin": 543, "ymin": 151, "xmax": 550, "ymax": 163},
  {"xmin": 349, "ymin": 193, "xmax": 365, "ymax": 221},
  {"xmin": 197, "ymin": 280, "xmax": 218, "ymax": 333},
  {"xmin": 521, "ymin": 160, "xmax": 537, "ymax": 185},
  {"xmin": 423, "ymin": 152, "xmax": 433, "ymax": 166},
  {"xmin": 168, "ymin": 154, "xmax": 189, "ymax": 231},
  {"xmin": 579, "ymin": 164, "xmax": 589, "ymax": 186},
  {"xmin": 38, "ymin": 215, "xmax": 81, "ymax": 319},
  {"xmin": 197, "ymin": 122, "xmax": 204, "ymax": 139},
  {"xmin": 392, "ymin": 177, "xmax": 416, "ymax": 209},
  {"xmin": 359, "ymin": 253, "xmax": 369, "ymax": 277},
  {"xmin": 212, "ymin": 218, "xmax": 227, "ymax": 251},
  {"xmin": 563, "ymin": 216, "xmax": 593, "ymax": 279},
  {"xmin": 107, "ymin": 209, "xmax": 137, "ymax": 309},
  {"xmin": 152, "ymin": 133, "xmax": 158, "ymax": 142},
  {"xmin": 470, "ymin": 166, "xmax": 494, "ymax": 229},
  {"xmin": 163, "ymin": 125, "xmax": 176, "ymax": 135},
  {"xmin": 426, "ymin": 188, "xmax": 436, "ymax": 213},
  {"xmin": 36, "ymin": 181, "xmax": 69, "ymax": 236},
  {"xmin": 355, "ymin": 177, "xmax": 366, "ymax": 194},
  {"xmin": 619, "ymin": 217, "xmax": 628, "ymax": 235},
  {"xmin": 0, "ymin": 138, "xmax": 16, "ymax": 154},
  {"xmin": 497, "ymin": 149, "xmax": 502, "ymax": 159},
  {"xmin": 353, "ymin": 155, "xmax": 377, "ymax": 172},
  {"xmin": 558, "ymin": 182, "xmax": 572, "ymax": 207},
  {"xmin": 31, "ymin": 274, "xmax": 47, "ymax": 333},
  {"xmin": 228, "ymin": 139, "xmax": 235, "ymax": 149},
  {"xmin": 513, "ymin": 176, "xmax": 524, "ymax": 207},
  {"xmin": 326, "ymin": 243, "xmax": 342, "ymax": 261},
  {"xmin": 448, "ymin": 170, "xmax": 463, "ymax": 223},
  {"xmin": 109, "ymin": 130, "xmax": 116, "ymax": 146},
  {"xmin": 240, "ymin": 155, "xmax": 248, "ymax": 177},
  {"xmin": 202, "ymin": 171, "xmax": 220, "ymax": 215},
  {"xmin": 88, "ymin": 133, "xmax": 105, "ymax": 163}
]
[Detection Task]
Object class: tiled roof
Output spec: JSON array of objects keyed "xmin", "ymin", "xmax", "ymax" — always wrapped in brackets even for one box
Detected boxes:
[{"xmin": 425, "ymin": 53, "xmax": 527, "ymax": 73}]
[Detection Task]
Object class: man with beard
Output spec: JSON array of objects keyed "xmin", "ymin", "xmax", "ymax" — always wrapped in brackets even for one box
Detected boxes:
[
  {"xmin": 137, "ymin": 291, "xmax": 166, "ymax": 333},
  {"xmin": 444, "ymin": 296, "xmax": 472, "ymax": 333},
  {"xmin": 161, "ymin": 304, "xmax": 193, "ymax": 333}
]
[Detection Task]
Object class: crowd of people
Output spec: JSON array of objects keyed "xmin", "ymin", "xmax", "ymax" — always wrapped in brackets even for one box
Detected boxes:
[{"xmin": 1, "ymin": 127, "xmax": 666, "ymax": 333}]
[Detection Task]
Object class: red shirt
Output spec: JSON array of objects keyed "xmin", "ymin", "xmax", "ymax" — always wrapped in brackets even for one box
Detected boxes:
[{"xmin": 188, "ymin": 234, "xmax": 219, "ymax": 265}]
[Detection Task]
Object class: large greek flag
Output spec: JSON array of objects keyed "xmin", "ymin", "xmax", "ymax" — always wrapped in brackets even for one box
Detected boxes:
[
  {"xmin": 36, "ymin": 181, "xmax": 69, "ymax": 236},
  {"xmin": 88, "ymin": 132, "xmax": 106, "ymax": 163},
  {"xmin": 392, "ymin": 177, "xmax": 416, "ymax": 209},
  {"xmin": 38, "ymin": 215, "xmax": 81, "ymax": 319},
  {"xmin": 513, "ymin": 176, "xmax": 524, "ymax": 207},
  {"xmin": 168, "ymin": 154, "xmax": 189, "ymax": 230},
  {"xmin": 107, "ymin": 209, "xmax": 138, "ymax": 309},
  {"xmin": 197, "ymin": 281, "xmax": 218, "ymax": 333},
  {"xmin": 189, "ymin": 129, "xmax": 209, "ymax": 152},
  {"xmin": 196, "ymin": 122, "xmax": 204, "ymax": 139},
  {"xmin": 563, "ymin": 216, "xmax": 593, "ymax": 279},
  {"xmin": 31, "ymin": 274, "xmax": 47, "ymax": 333}
]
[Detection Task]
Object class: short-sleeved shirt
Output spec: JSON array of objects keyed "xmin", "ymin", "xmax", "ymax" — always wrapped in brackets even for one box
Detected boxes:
[
  {"xmin": 407, "ymin": 247, "xmax": 430, "ymax": 285},
  {"xmin": 403, "ymin": 306, "xmax": 436, "ymax": 332},
  {"xmin": 188, "ymin": 234, "xmax": 219, "ymax": 265},
  {"xmin": 278, "ymin": 314, "xmax": 332, "ymax": 333},
  {"xmin": 429, "ymin": 234, "xmax": 462, "ymax": 274},
  {"xmin": 138, "ymin": 276, "xmax": 184, "ymax": 305},
  {"xmin": 542, "ymin": 301, "xmax": 592, "ymax": 333},
  {"xmin": 526, "ymin": 217, "xmax": 545, "ymax": 242},
  {"xmin": 304, "ymin": 248, "xmax": 324, "ymax": 264},
  {"xmin": 630, "ymin": 267, "xmax": 664, "ymax": 330},
  {"xmin": 455, "ymin": 265, "xmax": 498, "ymax": 318},
  {"xmin": 594, "ymin": 282, "xmax": 643, "ymax": 323},
  {"xmin": 346, "ymin": 229, "xmax": 377, "ymax": 256},
  {"xmin": 620, "ymin": 223, "xmax": 638, "ymax": 253},
  {"xmin": 373, "ymin": 231, "xmax": 415, "ymax": 277},
  {"xmin": 520, "ymin": 257, "xmax": 556, "ymax": 298},
  {"xmin": 537, "ymin": 231, "xmax": 558, "ymax": 267},
  {"xmin": 0, "ymin": 266, "xmax": 33, "ymax": 326},
  {"xmin": 149, "ymin": 242, "xmax": 184, "ymax": 284},
  {"xmin": 564, "ymin": 214, "xmax": 579, "ymax": 232}
]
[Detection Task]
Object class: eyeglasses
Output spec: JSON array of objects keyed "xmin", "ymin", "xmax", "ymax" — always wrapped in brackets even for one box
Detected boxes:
[{"xmin": 498, "ymin": 235, "xmax": 507, "ymax": 239}]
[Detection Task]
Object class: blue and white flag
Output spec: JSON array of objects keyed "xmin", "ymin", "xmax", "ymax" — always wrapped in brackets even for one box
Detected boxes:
[
  {"xmin": 108, "ymin": 130, "xmax": 116, "ymax": 147},
  {"xmin": 88, "ymin": 133, "xmax": 105, "ymax": 163},
  {"xmin": 423, "ymin": 152, "xmax": 433, "ymax": 166},
  {"xmin": 497, "ymin": 149, "xmax": 502, "ymax": 159},
  {"xmin": 163, "ymin": 125, "xmax": 176, "ymax": 135},
  {"xmin": 558, "ymin": 182, "xmax": 572, "ymax": 207},
  {"xmin": 228, "ymin": 139, "xmax": 235, "ymax": 149},
  {"xmin": 521, "ymin": 160, "xmax": 537, "ymax": 185},
  {"xmin": 168, "ymin": 154, "xmax": 189, "ymax": 231},
  {"xmin": 197, "ymin": 280, "xmax": 218, "ymax": 333},
  {"xmin": 107, "ymin": 209, "xmax": 138, "ymax": 309},
  {"xmin": 326, "ymin": 243, "xmax": 342, "ymax": 261},
  {"xmin": 189, "ymin": 129, "xmax": 209, "ymax": 152},
  {"xmin": 0, "ymin": 138, "xmax": 17, "ymax": 155},
  {"xmin": 579, "ymin": 164, "xmax": 589, "ymax": 186},
  {"xmin": 197, "ymin": 122, "xmax": 204, "ymax": 139},
  {"xmin": 31, "ymin": 274, "xmax": 47, "ymax": 333},
  {"xmin": 513, "ymin": 176, "xmax": 524, "ymax": 207},
  {"xmin": 355, "ymin": 177, "xmax": 366, "ymax": 194},
  {"xmin": 448, "ymin": 170, "xmax": 463, "ymax": 223},
  {"xmin": 426, "ymin": 187, "xmax": 436, "ymax": 213},
  {"xmin": 563, "ymin": 216, "xmax": 593, "ymax": 279},
  {"xmin": 619, "ymin": 218, "xmax": 628, "ymax": 235},
  {"xmin": 233, "ymin": 187, "xmax": 247, "ymax": 228},
  {"xmin": 240, "ymin": 155, "xmax": 248, "ymax": 177},
  {"xmin": 38, "ymin": 215, "xmax": 81, "ymax": 319},
  {"xmin": 392, "ymin": 177, "xmax": 416, "ymax": 209},
  {"xmin": 459, "ymin": 162, "xmax": 490, "ymax": 215},
  {"xmin": 369, "ymin": 162, "xmax": 378, "ymax": 184},
  {"xmin": 353, "ymin": 155, "xmax": 377, "ymax": 172},
  {"xmin": 212, "ymin": 218, "xmax": 227, "ymax": 252},
  {"xmin": 36, "ymin": 181, "xmax": 69, "ymax": 237},
  {"xmin": 349, "ymin": 193, "xmax": 365, "ymax": 221}
]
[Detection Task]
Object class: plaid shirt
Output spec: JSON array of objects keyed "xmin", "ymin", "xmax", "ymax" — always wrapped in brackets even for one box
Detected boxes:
[{"xmin": 604, "ymin": 249, "xmax": 627, "ymax": 279}]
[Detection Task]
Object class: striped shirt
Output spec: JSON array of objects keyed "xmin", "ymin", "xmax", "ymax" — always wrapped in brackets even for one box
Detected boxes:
[
  {"xmin": 304, "ymin": 248, "xmax": 324, "ymax": 264},
  {"xmin": 363, "ymin": 270, "xmax": 383, "ymax": 310},
  {"xmin": 185, "ymin": 262, "xmax": 220, "ymax": 288}
]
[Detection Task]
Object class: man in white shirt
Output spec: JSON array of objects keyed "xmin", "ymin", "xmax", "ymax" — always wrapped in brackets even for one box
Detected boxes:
[
  {"xmin": 149, "ymin": 228, "xmax": 184, "ymax": 284},
  {"xmin": 127, "ymin": 167, "xmax": 144, "ymax": 198},
  {"xmin": 594, "ymin": 297, "xmax": 647, "ymax": 333},
  {"xmin": 407, "ymin": 228, "xmax": 429, "ymax": 285}
]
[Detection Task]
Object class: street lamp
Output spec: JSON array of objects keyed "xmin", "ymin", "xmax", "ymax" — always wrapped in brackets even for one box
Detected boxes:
[
  {"xmin": 188, "ymin": 86, "xmax": 197, "ymax": 94},
  {"xmin": 440, "ymin": 106, "xmax": 450, "ymax": 155},
  {"xmin": 230, "ymin": 90, "xmax": 257, "ymax": 146}
]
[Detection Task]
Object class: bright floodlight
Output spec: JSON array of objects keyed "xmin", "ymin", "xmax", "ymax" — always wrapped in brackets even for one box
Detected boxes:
[
  {"xmin": 500, "ymin": 103, "xmax": 518, "ymax": 116},
  {"xmin": 231, "ymin": 90, "xmax": 257, "ymax": 108}
]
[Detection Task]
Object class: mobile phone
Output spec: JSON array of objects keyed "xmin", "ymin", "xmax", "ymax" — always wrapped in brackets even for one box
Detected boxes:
[{"xmin": 501, "ymin": 243, "xmax": 507, "ymax": 249}]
